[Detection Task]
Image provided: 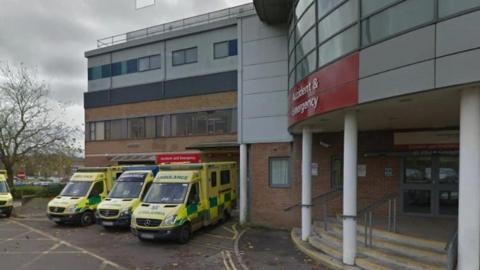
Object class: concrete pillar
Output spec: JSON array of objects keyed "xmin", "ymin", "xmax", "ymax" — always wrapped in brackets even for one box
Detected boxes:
[
  {"xmin": 343, "ymin": 111, "xmax": 358, "ymax": 265},
  {"xmin": 239, "ymin": 144, "xmax": 248, "ymax": 225},
  {"xmin": 458, "ymin": 88, "xmax": 480, "ymax": 270},
  {"xmin": 301, "ymin": 128, "xmax": 313, "ymax": 241}
]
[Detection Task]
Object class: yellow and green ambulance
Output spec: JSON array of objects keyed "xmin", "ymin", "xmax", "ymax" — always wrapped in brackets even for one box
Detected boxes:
[
  {"xmin": 0, "ymin": 173, "xmax": 13, "ymax": 218},
  {"xmin": 96, "ymin": 165, "xmax": 158, "ymax": 229},
  {"xmin": 130, "ymin": 162, "xmax": 237, "ymax": 243},
  {"xmin": 46, "ymin": 167, "xmax": 123, "ymax": 226}
]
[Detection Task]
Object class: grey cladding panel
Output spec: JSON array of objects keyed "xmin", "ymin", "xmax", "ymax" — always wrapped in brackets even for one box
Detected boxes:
[
  {"xmin": 360, "ymin": 26, "xmax": 435, "ymax": 78},
  {"xmin": 436, "ymin": 49, "xmax": 480, "ymax": 88},
  {"xmin": 164, "ymin": 71, "xmax": 237, "ymax": 98},
  {"xmin": 436, "ymin": 10, "xmax": 480, "ymax": 57},
  {"xmin": 84, "ymin": 71, "xmax": 237, "ymax": 108},
  {"xmin": 359, "ymin": 60, "xmax": 435, "ymax": 103}
]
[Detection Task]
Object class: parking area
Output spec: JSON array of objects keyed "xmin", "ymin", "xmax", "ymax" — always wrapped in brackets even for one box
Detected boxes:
[{"xmin": 0, "ymin": 199, "xmax": 320, "ymax": 270}]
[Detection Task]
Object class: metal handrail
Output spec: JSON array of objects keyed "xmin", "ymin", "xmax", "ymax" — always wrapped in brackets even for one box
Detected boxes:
[
  {"xmin": 445, "ymin": 228, "xmax": 458, "ymax": 270},
  {"xmin": 283, "ymin": 189, "xmax": 341, "ymax": 211},
  {"xmin": 96, "ymin": 3, "xmax": 255, "ymax": 48},
  {"xmin": 284, "ymin": 189, "xmax": 342, "ymax": 232},
  {"xmin": 357, "ymin": 193, "xmax": 399, "ymax": 247}
]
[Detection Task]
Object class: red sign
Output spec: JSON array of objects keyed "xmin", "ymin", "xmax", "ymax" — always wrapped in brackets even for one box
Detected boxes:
[
  {"xmin": 156, "ymin": 153, "xmax": 201, "ymax": 164},
  {"xmin": 16, "ymin": 172, "xmax": 26, "ymax": 180},
  {"xmin": 288, "ymin": 53, "xmax": 359, "ymax": 127}
]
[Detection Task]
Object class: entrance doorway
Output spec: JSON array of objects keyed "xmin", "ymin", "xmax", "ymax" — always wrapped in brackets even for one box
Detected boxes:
[{"xmin": 401, "ymin": 155, "xmax": 458, "ymax": 217}]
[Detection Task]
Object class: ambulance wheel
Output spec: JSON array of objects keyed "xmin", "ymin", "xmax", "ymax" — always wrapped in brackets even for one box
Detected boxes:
[
  {"xmin": 80, "ymin": 211, "xmax": 94, "ymax": 226},
  {"xmin": 55, "ymin": 221, "xmax": 65, "ymax": 225},
  {"xmin": 5, "ymin": 210, "xmax": 12, "ymax": 218},
  {"xmin": 178, "ymin": 224, "xmax": 191, "ymax": 244},
  {"xmin": 220, "ymin": 209, "xmax": 231, "ymax": 223}
]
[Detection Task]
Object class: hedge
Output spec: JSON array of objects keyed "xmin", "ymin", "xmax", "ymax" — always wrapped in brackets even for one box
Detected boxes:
[{"xmin": 11, "ymin": 184, "xmax": 65, "ymax": 199}]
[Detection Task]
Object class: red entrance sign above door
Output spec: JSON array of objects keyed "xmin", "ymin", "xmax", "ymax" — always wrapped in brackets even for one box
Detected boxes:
[
  {"xmin": 156, "ymin": 153, "xmax": 201, "ymax": 164},
  {"xmin": 288, "ymin": 53, "xmax": 359, "ymax": 127}
]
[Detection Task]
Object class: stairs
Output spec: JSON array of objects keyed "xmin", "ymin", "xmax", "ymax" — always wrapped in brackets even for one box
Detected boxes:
[{"xmin": 291, "ymin": 221, "xmax": 449, "ymax": 270}]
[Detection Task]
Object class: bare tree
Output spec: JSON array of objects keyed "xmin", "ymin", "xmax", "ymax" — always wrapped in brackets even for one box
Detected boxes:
[{"xmin": 0, "ymin": 63, "xmax": 76, "ymax": 186}]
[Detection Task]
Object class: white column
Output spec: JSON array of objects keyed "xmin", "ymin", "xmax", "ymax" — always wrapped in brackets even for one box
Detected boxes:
[
  {"xmin": 302, "ymin": 128, "xmax": 313, "ymax": 241},
  {"xmin": 343, "ymin": 111, "xmax": 358, "ymax": 265},
  {"xmin": 458, "ymin": 88, "xmax": 480, "ymax": 270},
  {"xmin": 239, "ymin": 144, "xmax": 248, "ymax": 225}
]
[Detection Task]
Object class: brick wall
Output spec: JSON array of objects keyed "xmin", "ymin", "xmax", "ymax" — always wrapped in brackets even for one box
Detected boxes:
[{"xmin": 249, "ymin": 130, "xmax": 401, "ymax": 229}]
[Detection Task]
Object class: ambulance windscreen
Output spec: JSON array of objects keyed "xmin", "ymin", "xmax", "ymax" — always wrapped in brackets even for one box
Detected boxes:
[
  {"xmin": 109, "ymin": 181, "xmax": 144, "ymax": 199},
  {"xmin": 143, "ymin": 183, "xmax": 188, "ymax": 204},
  {"xmin": 0, "ymin": 181, "xmax": 9, "ymax": 193},
  {"xmin": 60, "ymin": 181, "xmax": 92, "ymax": 197}
]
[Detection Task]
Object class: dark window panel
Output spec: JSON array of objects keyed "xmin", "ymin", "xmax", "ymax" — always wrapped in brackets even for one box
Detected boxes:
[{"xmin": 127, "ymin": 59, "xmax": 138, "ymax": 73}]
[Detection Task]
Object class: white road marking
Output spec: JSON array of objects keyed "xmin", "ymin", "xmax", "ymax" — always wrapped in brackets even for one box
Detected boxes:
[
  {"xmin": 18, "ymin": 242, "xmax": 63, "ymax": 270},
  {"xmin": 9, "ymin": 219, "xmax": 128, "ymax": 270}
]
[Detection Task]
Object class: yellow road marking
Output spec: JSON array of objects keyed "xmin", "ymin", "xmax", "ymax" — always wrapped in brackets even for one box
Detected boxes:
[
  {"xmin": 221, "ymin": 250, "xmax": 232, "ymax": 270},
  {"xmin": 225, "ymin": 250, "xmax": 237, "ymax": 270}
]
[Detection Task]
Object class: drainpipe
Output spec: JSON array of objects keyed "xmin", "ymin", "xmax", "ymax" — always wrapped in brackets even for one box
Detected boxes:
[
  {"xmin": 302, "ymin": 128, "xmax": 312, "ymax": 241},
  {"xmin": 240, "ymin": 143, "xmax": 248, "ymax": 225}
]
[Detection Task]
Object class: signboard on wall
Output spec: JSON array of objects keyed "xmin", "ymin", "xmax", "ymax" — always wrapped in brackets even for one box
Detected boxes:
[
  {"xmin": 156, "ymin": 153, "xmax": 201, "ymax": 164},
  {"xmin": 394, "ymin": 130, "xmax": 459, "ymax": 150},
  {"xmin": 288, "ymin": 53, "xmax": 359, "ymax": 127}
]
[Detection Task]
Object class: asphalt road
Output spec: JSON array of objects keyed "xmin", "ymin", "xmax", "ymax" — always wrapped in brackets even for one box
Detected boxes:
[{"xmin": 0, "ymin": 199, "xmax": 320, "ymax": 270}]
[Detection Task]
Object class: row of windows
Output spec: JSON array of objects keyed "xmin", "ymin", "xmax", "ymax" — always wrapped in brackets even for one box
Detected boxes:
[
  {"xmin": 88, "ymin": 39, "xmax": 238, "ymax": 80},
  {"xmin": 88, "ymin": 55, "xmax": 161, "ymax": 80},
  {"xmin": 86, "ymin": 109, "xmax": 237, "ymax": 141},
  {"xmin": 288, "ymin": 0, "xmax": 480, "ymax": 88}
]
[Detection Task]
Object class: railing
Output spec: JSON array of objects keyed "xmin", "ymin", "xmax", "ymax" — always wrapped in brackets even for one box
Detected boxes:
[
  {"xmin": 357, "ymin": 193, "xmax": 399, "ymax": 247},
  {"xmin": 445, "ymin": 228, "xmax": 458, "ymax": 270},
  {"xmin": 284, "ymin": 189, "xmax": 342, "ymax": 231},
  {"xmin": 97, "ymin": 3, "xmax": 255, "ymax": 48}
]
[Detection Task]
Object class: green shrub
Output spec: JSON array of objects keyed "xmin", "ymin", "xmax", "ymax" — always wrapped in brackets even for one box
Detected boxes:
[{"xmin": 11, "ymin": 184, "xmax": 65, "ymax": 199}]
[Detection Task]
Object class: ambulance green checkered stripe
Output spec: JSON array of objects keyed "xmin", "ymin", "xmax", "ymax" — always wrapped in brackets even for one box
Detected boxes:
[
  {"xmin": 187, "ymin": 203, "xmax": 198, "ymax": 215},
  {"xmin": 209, "ymin": 197, "xmax": 218, "ymax": 207},
  {"xmin": 224, "ymin": 192, "xmax": 231, "ymax": 202}
]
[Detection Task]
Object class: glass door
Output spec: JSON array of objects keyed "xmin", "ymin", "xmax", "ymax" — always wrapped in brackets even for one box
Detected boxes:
[{"xmin": 401, "ymin": 155, "xmax": 458, "ymax": 216}]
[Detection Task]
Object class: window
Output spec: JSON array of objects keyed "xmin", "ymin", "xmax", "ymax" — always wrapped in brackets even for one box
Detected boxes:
[
  {"xmin": 106, "ymin": 119, "xmax": 127, "ymax": 140},
  {"xmin": 296, "ymin": 28, "xmax": 316, "ymax": 63},
  {"xmin": 150, "ymin": 55, "xmax": 161, "ymax": 69},
  {"xmin": 88, "ymin": 66, "xmax": 102, "ymax": 80},
  {"xmin": 331, "ymin": 157, "xmax": 343, "ymax": 189},
  {"xmin": 87, "ymin": 121, "xmax": 105, "ymax": 141},
  {"xmin": 404, "ymin": 157, "xmax": 432, "ymax": 184},
  {"xmin": 318, "ymin": 0, "xmax": 344, "ymax": 19},
  {"xmin": 296, "ymin": 50, "xmax": 316, "ymax": 82},
  {"xmin": 295, "ymin": 0, "xmax": 314, "ymax": 19},
  {"xmin": 101, "ymin": 64, "xmax": 111, "ymax": 78},
  {"xmin": 138, "ymin": 57, "xmax": 150, "ymax": 71},
  {"xmin": 318, "ymin": 0, "xmax": 358, "ymax": 44},
  {"xmin": 214, "ymin": 41, "xmax": 229, "ymax": 58},
  {"xmin": 220, "ymin": 170, "xmax": 230, "ymax": 185},
  {"xmin": 111, "ymin": 62, "xmax": 123, "ymax": 76},
  {"xmin": 89, "ymin": 181, "xmax": 104, "ymax": 197},
  {"xmin": 439, "ymin": 0, "xmax": 480, "ymax": 18},
  {"xmin": 156, "ymin": 115, "xmax": 171, "ymax": 137},
  {"xmin": 172, "ymin": 47, "xmax": 197, "ymax": 66},
  {"xmin": 295, "ymin": 4, "xmax": 316, "ymax": 38},
  {"xmin": 214, "ymin": 40, "xmax": 238, "ymax": 58},
  {"xmin": 361, "ymin": 0, "xmax": 399, "ymax": 18},
  {"xmin": 95, "ymin": 121, "xmax": 105, "ymax": 141},
  {"xmin": 145, "ymin": 116, "xmax": 156, "ymax": 138},
  {"xmin": 126, "ymin": 59, "xmax": 138, "ymax": 73},
  {"xmin": 319, "ymin": 25, "xmax": 358, "ymax": 68},
  {"xmin": 187, "ymin": 183, "xmax": 200, "ymax": 204},
  {"xmin": 210, "ymin": 171, "xmax": 217, "ymax": 187},
  {"xmin": 88, "ymin": 122, "xmax": 95, "ymax": 141},
  {"xmin": 269, "ymin": 157, "xmax": 290, "ymax": 187},
  {"xmin": 361, "ymin": 0, "xmax": 435, "ymax": 46},
  {"xmin": 128, "ymin": 118, "xmax": 145, "ymax": 139}
]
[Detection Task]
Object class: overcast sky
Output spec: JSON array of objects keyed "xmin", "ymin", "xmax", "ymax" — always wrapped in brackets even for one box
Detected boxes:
[{"xmin": 0, "ymin": 0, "xmax": 251, "ymax": 149}]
